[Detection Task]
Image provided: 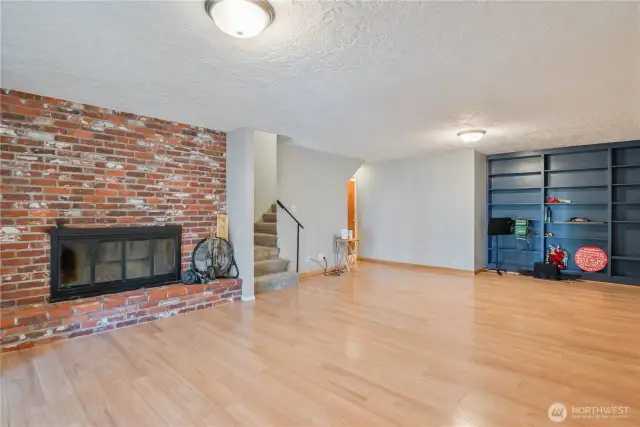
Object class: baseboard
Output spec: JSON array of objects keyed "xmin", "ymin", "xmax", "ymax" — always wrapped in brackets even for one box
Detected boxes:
[
  {"xmin": 241, "ymin": 295, "xmax": 255, "ymax": 302},
  {"xmin": 358, "ymin": 257, "xmax": 477, "ymax": 276}
]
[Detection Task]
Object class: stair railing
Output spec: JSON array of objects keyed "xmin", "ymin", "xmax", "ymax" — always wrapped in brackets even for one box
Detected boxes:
[{"xmin": 276, "ymin": 200, "xmax": 304, "ymax": 273}]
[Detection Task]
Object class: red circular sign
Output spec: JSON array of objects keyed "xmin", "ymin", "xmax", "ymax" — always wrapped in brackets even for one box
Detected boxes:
[{"xmin": 575, "ymin": 246, "xmax": 608, "ymax": 272}]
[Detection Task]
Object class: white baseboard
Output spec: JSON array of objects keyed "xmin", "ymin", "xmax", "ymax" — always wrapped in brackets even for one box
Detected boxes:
[{"xmin": 241, "ymin": 295, "xmax": 255, "ymax": 302}]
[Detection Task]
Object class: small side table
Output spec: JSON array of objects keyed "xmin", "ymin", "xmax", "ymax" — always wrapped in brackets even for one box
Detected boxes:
[{"xmin": 336, "ymin": 238, "xmax": 358, "ymax": 272}]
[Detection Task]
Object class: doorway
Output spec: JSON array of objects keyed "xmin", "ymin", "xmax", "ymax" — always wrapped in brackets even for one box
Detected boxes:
[{"xmin": 347, "ymin": 177, "xmax": 356, "ymax": 237}]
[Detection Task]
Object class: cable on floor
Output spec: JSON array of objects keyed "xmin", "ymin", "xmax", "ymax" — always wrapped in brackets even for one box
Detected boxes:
[{"xmin": 309, "ymin": 257, "xmax": 347, "ymax": 276}]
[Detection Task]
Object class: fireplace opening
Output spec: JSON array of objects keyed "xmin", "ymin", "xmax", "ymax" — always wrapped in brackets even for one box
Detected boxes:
[{"xmin": 51, "ymin": 226, "xmax": 181, "ymax": 302}]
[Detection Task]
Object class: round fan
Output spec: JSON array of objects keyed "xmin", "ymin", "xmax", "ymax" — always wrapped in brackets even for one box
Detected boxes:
[{"xmin": 191, "ymin": 237, "xmax": 238, "ymax": 279}]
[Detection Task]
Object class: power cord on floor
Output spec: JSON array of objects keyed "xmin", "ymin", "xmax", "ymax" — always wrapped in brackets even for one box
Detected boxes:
[{"xmin": 310, "ymin": 256, "xmax": 348, "ymax": 276}]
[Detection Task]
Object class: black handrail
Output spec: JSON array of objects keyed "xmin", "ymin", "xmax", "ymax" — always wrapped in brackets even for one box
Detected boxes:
[{"xmin": 276, "ymin": 200, "xmax": 304, "ymax": 272}]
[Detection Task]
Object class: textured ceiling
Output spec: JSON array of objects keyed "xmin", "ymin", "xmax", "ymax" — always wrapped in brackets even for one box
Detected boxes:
[{"xmin": 2, "ymin": 1, "xmax": 639, "ymax": 160}]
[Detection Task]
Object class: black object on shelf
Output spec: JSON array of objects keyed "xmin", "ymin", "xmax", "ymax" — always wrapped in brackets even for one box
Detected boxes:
[{"xmin": 488, "ymin": 218, "xmax": 514, "ymax": 235}]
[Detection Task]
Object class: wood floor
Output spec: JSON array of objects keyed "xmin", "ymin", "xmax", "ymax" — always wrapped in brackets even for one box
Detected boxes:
[{"xmin": 2, "ymin": 263, "xmax": 639, "ymax": 427}]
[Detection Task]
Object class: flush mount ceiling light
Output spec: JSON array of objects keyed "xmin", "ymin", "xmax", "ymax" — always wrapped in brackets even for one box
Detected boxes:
[
  {"xmin": 457, "ymin": 130, "xmax": 486, "ymax": 143},
  {"xmin": 205, "ymin": 0, "xmax": 275, "ymax": 38}
]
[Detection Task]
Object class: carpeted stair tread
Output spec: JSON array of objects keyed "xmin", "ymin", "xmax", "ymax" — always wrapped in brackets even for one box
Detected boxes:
[
  {"xmin": 256, "ymin": 271, "xmax": 299, "ymax": 293},
  {"xmin": 254, "ymin": 233, "xmax": 277, "ymax": 247},
  {"xmin": 255, "ymin": 222, "xmax": 277, "ymax": 234},
  {"xmin": 262, "ymin": 212, "xmax": 277, "ymax": 223},
  {"xmin": 254, "ymin": 258, "xmax": 289, "ymax": 276}
]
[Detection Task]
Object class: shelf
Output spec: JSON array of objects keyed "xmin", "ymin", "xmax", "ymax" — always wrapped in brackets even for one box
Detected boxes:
[
  {"xmin": 487, "ymin": 234, "xmax": 540, "ymax": 237},
  {"xmin": 546, "ymin": 185, "xmax": 607, "ymax": 190},
  {"xmin": 612, "ymin": 221, "xmax": 640, "ymax": 224},
  {"xmin": 488, "ymin": 249, "xmax": 541, "ymax": 253},
  {"xmin": 549, "ymin": 221, "xmax": 607, "ymax": 225},
  {"xmin": 544, "ymin": 203, "xmax": 607, "ymax": 206},
  {"xmin": 613, "ymin": 183, "xmax": 640, "ymax": 187},
  {"xmin": 612, "ymin": 256, "xmax": 640, "ymax": 261},
  {"xmin": 490, "ymin": 154, "xmax": 542, "ymax": 161},
  {"xmin": 489, "ymin": 171, "xmax": 541, "ymax": 177},
  {"xmin": 544, "ymin": 236, "xmax": 608, "ymax": 241},
  {"xmin": 545, "ymin": 167, "xmax": 608, "ymax": 173},
  {"xmin": 489, "ymin": 203, "xmax": 539, "ymax": 206},
  {"xmin": 559, "ymin": 270, "xmax": 584, "ymax": 276},
  {"xmin": 613, "ymin": 164, "xmax": 640, "ymax": 169},
  {"xmin": 613, "ymin": 202, "xmax": 640, "ymax": 205},
  {"xmin": 486, "ymin": 219, "xmax": 541, "ymax": 222},
  {"xmin": 489, "ymin": 187, "xmax": 541, "ymax": 192},
  {"xmin": 486, "ymin": 262, "xmax": 531, "ymax": 269},
  {"xmin": 611, "ymin": 276, "xmax": 640, "ymax": 285},
  {"xmin": 562, "ymin": 270, "xmax": 607, "ymax": 277}
]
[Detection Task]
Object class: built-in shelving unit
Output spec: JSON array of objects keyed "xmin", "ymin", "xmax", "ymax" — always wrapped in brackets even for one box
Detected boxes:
[{"xmin": 487, "ymin": 140, "xmax": 640, "ymax": 286}]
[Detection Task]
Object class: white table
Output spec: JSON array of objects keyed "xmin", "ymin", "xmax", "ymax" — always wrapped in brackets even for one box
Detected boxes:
[{"xmin": 336, "ymin": 238, "xmax": 358, "ymax": 272}]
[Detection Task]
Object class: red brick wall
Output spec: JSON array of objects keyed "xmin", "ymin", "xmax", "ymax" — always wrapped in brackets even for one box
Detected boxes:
[
  {"xmin": 0, "ymin": 89, "xmax": 227, "ymax": 307},
  {"xmin": 1, "ymin": 279, "xmax": 241, "ymax": 352}
]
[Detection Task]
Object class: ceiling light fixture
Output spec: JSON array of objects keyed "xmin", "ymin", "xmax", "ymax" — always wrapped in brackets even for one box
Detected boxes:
[
  {"xmin": 457, "ymin": 130, "xmax": 486, "ymax": 143},
  {"xmin": 205, "ymin": 0, "xmax": 275, "ymax": 39}
]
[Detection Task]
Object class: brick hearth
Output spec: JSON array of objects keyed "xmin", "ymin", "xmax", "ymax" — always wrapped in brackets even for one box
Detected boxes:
[
  {"xmin": 1, "ymin": 280, "xmax": 241, "ymax": 352},
  {"xmin": 0, "ymin": 89, "xmax": 241, "ymax": 351}
]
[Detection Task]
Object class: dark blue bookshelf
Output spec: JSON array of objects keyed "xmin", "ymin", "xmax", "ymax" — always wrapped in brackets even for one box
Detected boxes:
[{"xmin": 487, "ymin": 140, "xmax": 640, "ymax": 286}]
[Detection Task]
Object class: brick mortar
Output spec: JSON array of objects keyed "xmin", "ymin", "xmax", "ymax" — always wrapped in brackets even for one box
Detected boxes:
[
  {"xmin": 0, "ymin": 279, "xmax": 242, "ymax": 352},
  {"xmin": 0, "ymin": 88, "xmax": 228, "ymax": 307}
]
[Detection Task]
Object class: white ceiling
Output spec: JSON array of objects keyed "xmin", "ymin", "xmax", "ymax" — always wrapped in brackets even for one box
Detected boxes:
[{"xmin": 2, "ymin": 1, "xmax": 639, "ymax": 161}]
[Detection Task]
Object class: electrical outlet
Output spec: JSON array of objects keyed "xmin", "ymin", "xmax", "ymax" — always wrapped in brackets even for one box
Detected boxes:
[
  {"xmin": 307, "ymin": 255, "xmax": 312, "ymax": 262},
  {"xmin": 291, "ymin": 204, "xmax": 297, "ymax": 213},
  {"xmin": 318, "ymin": 253, "xmax": 325, "ymax": 260}
]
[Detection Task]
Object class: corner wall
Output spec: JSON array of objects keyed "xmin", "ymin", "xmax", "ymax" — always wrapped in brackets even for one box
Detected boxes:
[
  {"xmin": 277, "ymin": 141, "xmax": 363, "ymax": 272},
  {"xmin": 356, "ymin": 149, "xmax": 483, "ymax": 271},
  {"xmin": 253, "ymin": 130, "xmax": 277, "ymax": 222},
  {"xmin": 474, "ymin": 151, "xmax": 487, "ymax": 271},
  {"xmin": 226, "ymin": 128, "xmax": 255, "ymax": 300}
]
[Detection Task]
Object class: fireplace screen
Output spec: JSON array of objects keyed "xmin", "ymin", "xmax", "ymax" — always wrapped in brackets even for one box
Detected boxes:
[{"xmin": 51, "ymin": 226, "xmax": 181, "ymax": 302}]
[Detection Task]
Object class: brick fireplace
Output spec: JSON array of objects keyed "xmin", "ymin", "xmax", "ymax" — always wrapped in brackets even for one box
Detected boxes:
[{"xmin": 0, "ymin": 89, "xmax": 242, "ymax": 352}]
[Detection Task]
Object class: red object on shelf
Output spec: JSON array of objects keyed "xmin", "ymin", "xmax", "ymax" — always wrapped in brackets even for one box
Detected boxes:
[{"xmin": 575, "ymin": 246, "xmax": 608, "ymax": 272}]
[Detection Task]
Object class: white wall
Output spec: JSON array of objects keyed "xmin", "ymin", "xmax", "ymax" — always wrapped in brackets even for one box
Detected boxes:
[
  {"xmin": 277, "ymin": 141, "xmax": 363, "ymax": 272},
  {"xmin": 226, "ymin": 128, "xmax": 255, "ymax": 300},
  {"xmin": 356, "ymin": 149, "xmax": 480, "ymax": 271},
  {"xmin": 474, "ymin": 151, "xmax": 487, "ymax": 271},
  {"xmin": 253, "ymin": 131, "xmax": 278, "ymax": 222}
]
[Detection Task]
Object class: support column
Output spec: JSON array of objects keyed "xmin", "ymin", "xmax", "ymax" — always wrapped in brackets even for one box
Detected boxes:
[{"xmin": 226, "ymin": 128, "xmax": 255, "ymax": 301}]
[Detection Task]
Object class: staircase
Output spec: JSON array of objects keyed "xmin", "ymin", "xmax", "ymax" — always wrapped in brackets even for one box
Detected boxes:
[{"xmin": 254, "ymin": 204, "xmax": 299, "ymax": 293}]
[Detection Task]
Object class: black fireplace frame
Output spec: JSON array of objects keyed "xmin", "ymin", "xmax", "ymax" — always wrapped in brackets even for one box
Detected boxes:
[{"xmin": 50, "ymin": 225, "xmax": 182, "ymax": 302}]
